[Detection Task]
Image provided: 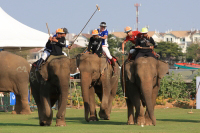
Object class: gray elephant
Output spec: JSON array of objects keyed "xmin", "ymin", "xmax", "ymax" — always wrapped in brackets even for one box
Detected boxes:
[
  {"xmin": 30, "ymin": 56, "xmax": 76, "ymax": 126},
  {"xmin": 76, "ymin": 53, "xmax": 120, "ymax": 122},
  {"xmin": 121, "ymin": 57, "xmax": 169, "ymax": 126},
  {"xmin": 0, "ymin": 51, "xmax": 31, "ymax": 114}
]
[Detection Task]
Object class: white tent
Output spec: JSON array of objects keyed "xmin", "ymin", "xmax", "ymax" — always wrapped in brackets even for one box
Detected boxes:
[{"xmin": 0, "ymin": 7, "xmax": 49, "ymax": 51}]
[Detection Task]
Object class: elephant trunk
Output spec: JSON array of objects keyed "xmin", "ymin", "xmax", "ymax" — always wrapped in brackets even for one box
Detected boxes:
[
  {"xmin": 81, "ymin": 72, "xmax": 92, "ymax": 122},
  {"xmin": 140, "ymin": 80, "xmax": 156, "ymax": 126},
  {"xmin": 56, "ymin": 77, "xmax": 69, "ymax": 119}
]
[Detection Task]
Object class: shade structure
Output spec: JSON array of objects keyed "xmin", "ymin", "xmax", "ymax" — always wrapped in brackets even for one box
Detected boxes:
[{"xmin": 0, "ymin": 7, "xmax": 49, "ymax": 51}]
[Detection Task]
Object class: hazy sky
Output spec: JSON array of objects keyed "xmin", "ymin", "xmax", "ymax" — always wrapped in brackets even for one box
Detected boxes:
[{"xmin": 0, "ymin": 0, "xmax": 199, "ymax": 34}]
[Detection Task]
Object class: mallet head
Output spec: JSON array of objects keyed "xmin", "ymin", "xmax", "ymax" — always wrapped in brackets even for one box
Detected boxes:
[{"xmin": 96, "ymin": 4, "xmax": 100, "ymax": 11}]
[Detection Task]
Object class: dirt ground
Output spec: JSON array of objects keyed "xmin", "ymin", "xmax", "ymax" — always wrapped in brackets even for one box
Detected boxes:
[
  {"xmin": 67, "ymin": 99, "xmax": 197, "ymax": 109},
  {"xmin": 155, "ymin": 99, "xmax": 196, "ymax": 109}
]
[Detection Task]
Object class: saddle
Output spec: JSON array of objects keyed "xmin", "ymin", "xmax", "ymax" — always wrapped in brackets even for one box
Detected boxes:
[
  {"xmin": 128, "ymin": 50, "xmax": 160, "ymax": 60},
  {"xmin": 102, "ymin": 52, "xmax": 119, "ymax": 65}
]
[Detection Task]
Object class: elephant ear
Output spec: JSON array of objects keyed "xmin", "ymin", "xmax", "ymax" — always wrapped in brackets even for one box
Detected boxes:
[
  {"xmin": 125, "ymin": 61, "xmax": 135, "ymax": 83},
  {"xmin": 70, "ymin": 58, "xmax": 77, "ymax": 74},
  {"xmin": 157, "ymin": 60, "xmax": 169, "ymax": 79},
  {"xmin": 39, "ymin": 63, "xmax": 49, "ymax": 81}
]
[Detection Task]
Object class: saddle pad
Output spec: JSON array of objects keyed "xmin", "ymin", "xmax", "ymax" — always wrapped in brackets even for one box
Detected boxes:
[{"xmin": 46, "ymin": 55, "xmax": 68, "ymax": 63}]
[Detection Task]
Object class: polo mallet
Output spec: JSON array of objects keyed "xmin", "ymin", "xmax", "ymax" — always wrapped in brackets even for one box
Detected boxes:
[
  {"xmin": 46, "ymin": 23, "xmax": 51, "ymax": 37},
  {"xmin": 71, "ymin": 4, "xmax": 100, "ymax": 46},
  {"xmin": 122, "ymin": 49, "xmax": 127, "ymax": 99}
]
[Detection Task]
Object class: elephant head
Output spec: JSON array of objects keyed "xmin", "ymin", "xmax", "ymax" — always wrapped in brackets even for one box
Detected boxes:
[{"xmin": 40, "ymin": 57, "xmax": 77, "ymax": 80}]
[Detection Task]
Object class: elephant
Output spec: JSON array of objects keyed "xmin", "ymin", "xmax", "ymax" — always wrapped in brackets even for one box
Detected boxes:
[
  {"xmin": 0, "ymin": 51, "xmax": 31, "ymax": 114},
  {"xmin": 121, "ymin": 57, "xmax": 169, "ymax": 126},
  {"xmin": 30, "ymin": 55, "xmax": 76, "ymax": 126},
  {"xmin": 76, "ymin": 53, "xmax": 120, "ymax": 122}
]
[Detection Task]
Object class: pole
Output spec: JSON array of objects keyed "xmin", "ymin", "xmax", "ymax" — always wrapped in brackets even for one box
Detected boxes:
[
  {"xmin": 134, "ymin": 3, "xmax": 141, "ymax": 31},
  {"xmin": 71, "ymin": 4, "xmax": 100, "ymax": 46},
  {"xmin": 122, "ymin": 50, "xmax": 127, "ymax": 99},
  {"xmin": 46, "ymin": 23, "xmax": 51, "ymax": 37}
]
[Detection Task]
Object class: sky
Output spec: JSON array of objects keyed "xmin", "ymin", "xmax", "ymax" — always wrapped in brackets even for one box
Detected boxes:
[{"xmin": 0, "ymin": 0, "xmax": 199, "ymax": 34}]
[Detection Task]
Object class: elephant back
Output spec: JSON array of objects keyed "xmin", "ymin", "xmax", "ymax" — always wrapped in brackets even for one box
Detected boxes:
[
  {"xmin": 0, "ymin": 51, "xmax": 30, "ymax": 79},
  {"xmin": 39, "ymin": 55, "xmax": 69, "ymax": 80}
]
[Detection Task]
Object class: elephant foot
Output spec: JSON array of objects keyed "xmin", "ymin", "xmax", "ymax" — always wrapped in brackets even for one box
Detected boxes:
[
  {"xmin": 100, "ymin": 115, "xmax": 110, "ymax": 120},
  {"xmin": 89, "ymin": 116, "xmax": 99, "ymax": 122},
  {"xmin": 55, "ymin": 123, "xmax": 66, "ymax": 127},
  {"xmin": 145, "ymin": 117, "xmax": 153, "ymax": 126},
  {"xmin": 99, "ymin": 111, "xmax": 110, "ymax": 120},
  {"xmin": 20, "ymin": 110, "xmax": 31, "ymax": 114},
  {"xmin": 11, "ymin": 111, "xmax": 17, "ymax": 114},
  {"xmin": 56, "ymin": 119, "xmax": 66, "ymax": 127},
  {"xmin": 13, "ymin": 109, "xmax": 31, "ymax": 114},
  {"xmin": 127, "ymin": 121, "xmax": 135, "ymax": 125},
  {"xmin": 40, "ymin": 121, "xmax": 51, "ymax": 126},
  {"xmin": 137, "ymin": 116, "xmax": 145, "ymax": 126}
]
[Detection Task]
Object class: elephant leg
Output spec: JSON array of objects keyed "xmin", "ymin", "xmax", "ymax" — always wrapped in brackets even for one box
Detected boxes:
[
  {"xmin": 55, "ymin": 94, "xmax": 66, "ymax": 126},
  {"xmin": 126, "ymin": 98, "xmax": 134, "ymax": 125},
  {"xmin": 56, "ymin": 79, "xmax": 69, "ymax": 127},
  {"xmin": 81, "ymin": 72, "xmax": 92, "ymax": 122},
  {"xmin": 136, "ymin": 101, "xmax": 145, "ymax": 126},
  {"xmin": 107, "ymin": 80, "xmax": 118, "ymax": 120},
  {"xmin": 127, "ymin": 82, "xmax": 145, "ymax": 125},
  {"xmin": 30, "ymin": 86, "xmax": 45, "ymax": 126},
  {"xmin": 145, "ymin": 85, "xmax": 159, "ymax": 126},
  {"xmin": 40, "ymin": 87, "xmax": 52, "ymax": 126},
  {"xmin": 13, "ymin": 95, "xmax": 22, "ymax": 114},
  {"xmin": 35, "ymin": 97, "xmax": 45, "ymax": 126},
  {"xmin": 13, "ymin": 84, "xmax": 31, "ymax": 114},
  {"xmin": 96, "ymin": 91, "xmax": 104, "ymax": 119},
  {"xmin": 88, "ymin": 86, "xmax": 98, "ymax": 121},
  {"xmin": 99, "ymin": 74, "xmax": 110, "ymax": 120}
]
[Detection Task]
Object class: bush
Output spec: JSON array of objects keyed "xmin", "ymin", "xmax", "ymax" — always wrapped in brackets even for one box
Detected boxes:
[
  {"xmin": 159, "ymin": 71, "xmax": 189, "ymax": 100},
  {"xmin": 167, "ymin": 98, "xmax": 175, "ymax": 103}
]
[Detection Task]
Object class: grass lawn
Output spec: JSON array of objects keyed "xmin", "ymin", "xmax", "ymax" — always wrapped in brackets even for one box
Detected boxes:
[{"xmin": 0, "ymin": 108, "xmax": 200, "ymax": 133}]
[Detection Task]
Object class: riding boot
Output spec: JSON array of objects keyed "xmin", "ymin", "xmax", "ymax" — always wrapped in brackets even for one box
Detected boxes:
[
  {"xmin": 110, "ymin": 57, "xmax": 116, "ymax": 73},
  {"xmin": 36, "ymin": 58, "xmax": 44, "ymax": 71}
]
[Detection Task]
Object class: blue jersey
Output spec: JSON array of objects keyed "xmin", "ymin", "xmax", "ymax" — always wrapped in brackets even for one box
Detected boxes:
[{"xmin": 97, "ymin": 29, "xmax": 108, "ymax": 45}]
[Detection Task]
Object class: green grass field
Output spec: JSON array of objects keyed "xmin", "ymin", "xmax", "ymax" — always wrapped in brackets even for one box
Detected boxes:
[{"xmin": 0, "ymin": 108, "xmax": 200, "ymax": 133}]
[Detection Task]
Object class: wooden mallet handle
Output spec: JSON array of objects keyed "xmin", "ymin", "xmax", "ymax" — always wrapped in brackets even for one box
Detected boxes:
[{"xmin": 46, "ymin": 23, "xmax": 51, "ymax": 37}]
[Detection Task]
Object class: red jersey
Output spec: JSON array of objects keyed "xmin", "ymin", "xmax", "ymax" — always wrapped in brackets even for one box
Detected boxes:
[{"xmin": 124, "ymin": 31, "xmax": 141, "ymax": 44}]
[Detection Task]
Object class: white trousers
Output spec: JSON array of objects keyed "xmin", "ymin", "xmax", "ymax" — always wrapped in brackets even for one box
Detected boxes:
[
  {"xmin": 102, "ymin": 45, "xmax": 112, "ymax": 59},
  {"xmin": 63, "ymin": 51, "xmax": 67, "ymax": 56},
  {"xmin": 41, "ymin": 50, "xmax": 67, "ymax": 60},
  {"xmin": 41, "ymin": 50, "xmax": 50, "ymax": 60},
  {"xmin": 130, "ymin": 49, "xmax": 136, "ymax": 54}
]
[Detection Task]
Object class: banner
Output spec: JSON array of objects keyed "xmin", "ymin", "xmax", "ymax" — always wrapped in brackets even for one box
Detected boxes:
[
  {"xmin": 10, "ymin": 92, "xmax": 16, "ymax": 105},
  {"xmin": 196, "ymin": 76, "xmax": 200, "ymax": 109}
]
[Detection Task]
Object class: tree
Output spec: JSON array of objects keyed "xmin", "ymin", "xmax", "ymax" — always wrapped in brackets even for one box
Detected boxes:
[
  {"xmin": 107, "ymin": 34, "xmax": 121, "ymax": 55},
  {"xmin": 64, "ymin": 47, "xmax": 85, "ymax": 58},
  {"xmin": 186, "ymin": 43, "xmax": 200, "ymax": 62},
  {"xmin": 10, "ymin": 49, "xmax": 30, "ymax": 59},
  {"xmin": 154, "ymin": 41, "xmax": 183, "ymax": 62},
  {"xmin": 107, "ymin": 34, "xmax": 129, "ymax": 65}
]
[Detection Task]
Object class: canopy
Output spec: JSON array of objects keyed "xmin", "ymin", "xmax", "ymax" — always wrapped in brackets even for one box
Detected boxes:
[{"xmin": 0, "ymin": 7, "xmax": 49, "ymax": 50}]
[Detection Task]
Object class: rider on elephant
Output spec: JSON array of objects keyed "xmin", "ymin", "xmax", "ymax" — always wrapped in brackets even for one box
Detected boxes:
[
  {"xmin": 97, "ymin": 22, "xmax": 116, "ymax": 71},
  {"xmin": 36, "ymin": 28, "xmax": 70, "ymax": 70},
  {"xmin": 122, "ymin": 26, "xmax": 141, "ymax": 60},
  {"xmin": 135, "ymin": 27, "xmax": 157, "ymax": 60},
  {"xmin": 87, "ymin": 29, "xmax": 103, "ymax": 57}
]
